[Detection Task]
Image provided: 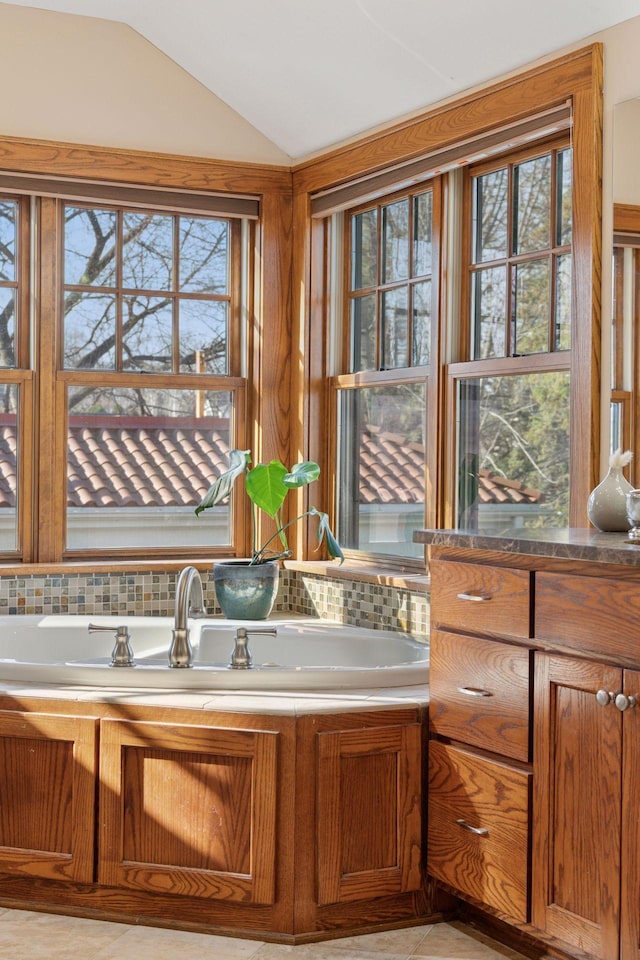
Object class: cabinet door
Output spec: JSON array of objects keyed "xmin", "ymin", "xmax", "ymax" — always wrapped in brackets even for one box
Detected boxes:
[
  {"xmin": 621, "ymin": 668, "xmax": 640, "ymax": 960},
  {"xmin": 533, "ymin": 654, "xmax": 622, "ymax": 960},
  {"xmin": 99, "ymin": 718, "xmax": 279, "ymax": 904},
  {"xmin": 428, "ymin": 740, "xmax": 531, "ymax": 922},
  {"xmin": 316, "ymin": 723, "xmax": 421, "ymax": 905},
  {"xmin": 0, "ymin": 710, "xmax": 97, "ymax": 882}
]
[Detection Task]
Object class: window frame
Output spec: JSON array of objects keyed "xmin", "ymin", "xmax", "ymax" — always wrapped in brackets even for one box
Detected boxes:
[
  {"xmin": 0, "ymin": 143, "xmax": 292, "ymax": 569},
  {"xmin": 294, "ymin": 45, "xmax": 603, "ymax": 568}
]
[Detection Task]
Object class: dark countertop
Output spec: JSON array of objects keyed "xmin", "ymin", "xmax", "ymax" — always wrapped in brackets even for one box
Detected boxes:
[{"xmin": 413, "ymin": 527, "xmax": 640, "ymax": 567}]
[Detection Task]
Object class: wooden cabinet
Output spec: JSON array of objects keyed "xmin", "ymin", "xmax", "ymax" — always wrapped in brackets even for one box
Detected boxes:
[
  {"xmin": 533, "ymin": 653, "xmax": 640, "ymax": 960},
  {"xmin": 427, "ymin": 560, "xmax": 533, "ymax": 925},
  {"xmin": 98, "ymin": 717, "xmax": 280, "ymax": 904},
  {"xmin": 0, "ymin": 709, "xmax": 97, "ymax": 883},
  {"xmin": 427, "ymin": 545, "xmax": 640, "ymax": 960}
]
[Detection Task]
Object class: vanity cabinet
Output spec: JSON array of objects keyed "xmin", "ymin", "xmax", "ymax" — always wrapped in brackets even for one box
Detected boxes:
[
  {"xmin": 423, "ymin": 540, "xmax": 640, "ymax": 960},
  {"xmin": 0, "ymin": 709, "xmax": 97, "ymax": 883},
  {"xmin": 427, "ymin": 560, "xmax": 533, "ymax": 924}
]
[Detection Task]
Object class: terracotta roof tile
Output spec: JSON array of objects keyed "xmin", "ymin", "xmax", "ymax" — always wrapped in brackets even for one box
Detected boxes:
[{"xmin": 0, "ymin": 418, "xmax": 543, "ymax": 509}]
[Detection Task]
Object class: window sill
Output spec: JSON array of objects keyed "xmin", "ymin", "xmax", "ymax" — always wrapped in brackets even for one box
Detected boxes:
[
  {"xmin": 284, "ymin": 559, "xmax": 430, "ymax": 592},
  {"xmin": 0, "ymin": 558, "xmax": 216, "ymax": 577}
]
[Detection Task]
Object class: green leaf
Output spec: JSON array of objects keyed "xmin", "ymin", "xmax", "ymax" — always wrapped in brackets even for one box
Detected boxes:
[
  {"xmin": 195, "ymin": 449, "xmax": 250, "ymax": 517},
  {"xmin": 245, "ymin": 460, "xmax": 288, "ymax": 518},
  {"xmin": 283, "ymin": 460, "xmax": 320, "ymax": 488},
  {"xmin": 311, "ymin": 507, "xmax": 344, "ymax": 563}
]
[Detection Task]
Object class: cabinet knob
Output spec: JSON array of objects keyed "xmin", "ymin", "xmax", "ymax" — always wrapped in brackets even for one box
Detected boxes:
[
  {"xmin": 615, "ymin": 693, "xmax": 637, "ymax": 712},
  {"xmin": 456, "ymin": 818, "xmax": 489, "ymax": 837},
  {"xmin": 456, "ymin": 592, "xmax": 491, "ymax": 602},
  {"xmin": 457, "ymin": 686, "xmax": 493, "ymax": 698},
  {"xmin": 596, "ymin": 689, "xmax": 614, "ymax": 707}
]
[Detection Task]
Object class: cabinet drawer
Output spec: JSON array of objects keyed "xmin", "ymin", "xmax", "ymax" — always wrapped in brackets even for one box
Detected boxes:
[
  {"xmin": 429, "ymin": 630, "xmax": 531, "ymax": 761},
  {"xmin": 430, "ymin": 560, "xmax": 531, "ymax": 639},
  {"xmin": 428, "ymin": 740, "xmax": 531, "ymax": 923},
  {"xmin": 535, "ymin": 572, "xmax": 640, "ymax": 662}
]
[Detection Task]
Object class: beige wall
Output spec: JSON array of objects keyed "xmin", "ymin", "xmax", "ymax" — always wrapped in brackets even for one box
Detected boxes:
[{"xmin": 0, "ymin": 2, "xmax": 291, "ymax": 165}]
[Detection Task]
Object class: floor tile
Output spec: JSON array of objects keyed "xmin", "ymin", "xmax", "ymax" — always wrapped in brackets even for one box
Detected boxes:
[
  {"xmin": 412, "ymin": 922, "xmax": 528, "ymax": 959},
  {"xmin": 0, "ymin": 909, "xmax": 128, "ymax": 960},
  {"xmin": 91, "ymin": 923, "xmax": 265, "ymax": 960},
  {"xmin": 0, "ymin": 911, "xmax": 530, "ymax": 960}
]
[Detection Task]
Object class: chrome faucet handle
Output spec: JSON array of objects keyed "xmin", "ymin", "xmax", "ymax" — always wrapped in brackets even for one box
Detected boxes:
[
  {"xmin": 88, "ymin": 623, "xmax": 135, "ymax": 667},
  {"xmin": 229, "ymin": 626, "xmax": 277, "ymax": 669}
]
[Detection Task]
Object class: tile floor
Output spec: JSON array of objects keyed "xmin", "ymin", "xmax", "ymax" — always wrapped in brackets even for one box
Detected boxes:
[{"xmin": 0, "ymin": 909, "xmax": 531, "ymax": 960}]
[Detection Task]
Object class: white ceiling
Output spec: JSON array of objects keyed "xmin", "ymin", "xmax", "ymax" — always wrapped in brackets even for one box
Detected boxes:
[{"xmin": 6, "ymin": 0, "xmax": 640, "ymax": 158}]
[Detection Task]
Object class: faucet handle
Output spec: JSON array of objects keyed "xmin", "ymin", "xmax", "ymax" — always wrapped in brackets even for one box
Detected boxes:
[
  {"xmin": 88, "ymin": 623, "xmax": 135, "ymax": 667},
  {"xmin": 230, "ymin": 626, "xmax": 277, "ymax": 669}
]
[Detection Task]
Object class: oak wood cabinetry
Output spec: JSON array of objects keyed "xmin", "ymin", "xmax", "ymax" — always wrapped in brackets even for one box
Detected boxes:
[
  {"xmin": 0, "ymin": 697, "xmax": 436, "ymax": 941},
  {"xmin": 427, "ymin": 560, "xmax": 533, "ymax": 925},
  {"xmin": 0, "ymin": 710, "xmax": 97, "ymax": 883},
  {"xmin": 422, "ymin": 535, "xmax": 640, "ymax": 960}
]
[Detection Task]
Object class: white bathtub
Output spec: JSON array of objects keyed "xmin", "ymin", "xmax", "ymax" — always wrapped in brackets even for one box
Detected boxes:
[{"xmin": 0, "ymin": 615, "xmax": 429, "ymax": 690}]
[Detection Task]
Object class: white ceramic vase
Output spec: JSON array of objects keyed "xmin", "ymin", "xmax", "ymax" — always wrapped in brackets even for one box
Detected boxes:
[{"xmin": 587, "ymin": 465, "xmax": 634, "ymax": 532}]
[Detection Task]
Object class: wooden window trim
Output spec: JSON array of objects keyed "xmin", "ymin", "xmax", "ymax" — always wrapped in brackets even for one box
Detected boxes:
[
  {"xmin": 0, "ymin": 139, "xmax": 292, "ymax": 568},
  {"xmin": 293, "ymin": 44, "xmax": 603, "ymax": 545}
]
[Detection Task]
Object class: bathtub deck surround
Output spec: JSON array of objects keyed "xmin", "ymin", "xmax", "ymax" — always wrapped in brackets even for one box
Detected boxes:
[{"xmin": 0, "ymin": 677, "xmax": 439, "ymax": 941}]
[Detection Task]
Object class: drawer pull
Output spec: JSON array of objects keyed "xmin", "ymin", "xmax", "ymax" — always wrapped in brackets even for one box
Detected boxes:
[
  {"xmin": 456, "ymin": 818, "xmax": 489, "ymax": 837},
  {"xmin": 457, "ymin": 686, "xmax": 493, "ymax": 698},
  {"xmin": 456, "ymin": 592, "xmax": 491, "ymax": 602}
]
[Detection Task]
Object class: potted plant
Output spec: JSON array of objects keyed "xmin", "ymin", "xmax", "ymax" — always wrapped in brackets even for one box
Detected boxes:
[{"xmin": 196, "ymin": 449, "xmax": 343, "ymax": 619}]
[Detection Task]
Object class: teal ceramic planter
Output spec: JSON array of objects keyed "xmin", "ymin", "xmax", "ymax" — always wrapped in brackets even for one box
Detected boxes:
[{"xmin": 213, "ymin": 560, "xmax": 279, "ymax": 620}]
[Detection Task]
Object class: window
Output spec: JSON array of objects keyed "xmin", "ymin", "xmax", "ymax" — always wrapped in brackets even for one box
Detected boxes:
[
  {"xmin": 2, "ymin": 189, "xmax": 250, "ymax": 563},
  {"xmin": 59, "ymin": 204, "xmax": 244, "ymax": 554},
  {"xmin": 335, "ymin": 185, "xmax": 438, "ymax": 560},
  {"xmin": 455, "ymin": 140, "xmax": 572, "ymax": 533},
  {"xmin": 332, "ymin": 137, "xmax": 573, "ymax": 562}
]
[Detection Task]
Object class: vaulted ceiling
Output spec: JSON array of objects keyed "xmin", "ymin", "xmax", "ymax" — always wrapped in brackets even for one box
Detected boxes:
[{"xmin": 5, "ymin": 0, "xmax": 640, "ymax": 158}]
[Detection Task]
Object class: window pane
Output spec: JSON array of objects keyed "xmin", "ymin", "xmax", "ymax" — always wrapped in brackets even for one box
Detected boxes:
[
  {"xmin": 474, "ymin": 168, "xmax": 508, "ymax": 262},
  {"xmin": 515, "ymin": 154, "xmax": 551, "ymax": 254},
  {"xmin": 412, "ymin": 280, "xmax": 431, "ymax": 365},
  {"xmin": 63, "ymin": 293, "xmax": 116, "ymax": 369},
  {"xmin": 351, "ymin": 294, "xmax": 376, "ymax": 371},
  {"xmin": 0, "ymin": 289, "xmax": 15, "ymax": 368},
  {"xmin": 472, "ymin": 266, "xmax": 507, "ymax": 359},
  {"xmin": 351, "ymin": 209, "xmax": 378, "ymax": 290},
  {"xmin": 179, "ymin": 299, "xmax": 228, "ymax": 374},
  {"xmin": 122, "ymin": 213, "xmax": 173, "ymax": 290},
  {"xmin": 555, "ymin": 253, "xmax": 572, "ymax": 350},
  {"xmin": 122, "ymin": 296, "xmax": 173, "ymax": 371},
  {"xmin": 413, "ymin": 192, "xmax": 432, "ymax": 277},
  {"xmin": 0, "ymin": 201, "xmax": 17, "ymax": 282},
  {"xmin": 64, "ymin": 207, "xmax": 116, "ymax": 287},
  {"xmin": 382, "ymin": 286, "xmax": 408, "ymax": 368},
  {"xmin": 337, "ymin": 383, "xmax": 425, "ymax": 558},
  {"xmin": 0, "ymin": 384, "xmax": 18, "ymax": 551},
  {"xmin": 66, "ymin": 387, "xmax": 233, "ymax": 550},
  {"xmin": 179, "ymin": 217, "xmax": 229, "ymax": 294},
  {"xmin": 457, "ymin": 372, "xmax": 570, "ymax": 533},
  {"xmin": 514, "ymin": 259, "xmax": 550, "ymax": 355},
  {"xmin": 382, "ymin": 199, "xmax": 409, "ymax": 283},
  {"xmin": 557, "ymin": 149, "xmax": 573, "ymax": 246}
]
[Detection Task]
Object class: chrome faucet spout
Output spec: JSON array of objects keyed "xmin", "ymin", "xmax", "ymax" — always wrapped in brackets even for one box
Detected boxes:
[{"xmin": 169, "ymin": 565, "xmax": 206, "ymax": 668}]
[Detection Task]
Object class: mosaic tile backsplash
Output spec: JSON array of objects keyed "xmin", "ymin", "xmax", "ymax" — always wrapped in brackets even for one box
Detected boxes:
[{"xmin": 0, "ymin": 568, "xmax": 430, "ymax": 639}]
